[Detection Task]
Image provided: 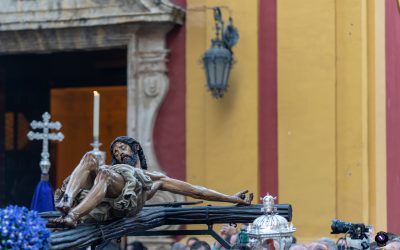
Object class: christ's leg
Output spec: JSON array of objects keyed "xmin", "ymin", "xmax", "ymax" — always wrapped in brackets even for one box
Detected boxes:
[
  {"xmin": 50, "ymin": 168, "xmax": 125, "ymax": 228},
  {"xmin": 55, "ymin": 152, "xmax": 100, "ymax": 215}
]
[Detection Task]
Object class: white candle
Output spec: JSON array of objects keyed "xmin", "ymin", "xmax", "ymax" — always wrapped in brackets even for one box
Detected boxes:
[{"xmin": 93, "ymin": 91, "xmax": 100, "ymax": 139}]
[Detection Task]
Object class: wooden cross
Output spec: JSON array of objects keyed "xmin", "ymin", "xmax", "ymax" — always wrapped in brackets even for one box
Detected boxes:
[{"xmin": 27, "ymin": 112, "xmax": 64, "ymax": 175}]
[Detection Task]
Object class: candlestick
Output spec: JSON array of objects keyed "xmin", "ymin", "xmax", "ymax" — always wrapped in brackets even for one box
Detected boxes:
[
  {"xmin": 93, "ymin": 91, "xmax": 100, "ymax": 139},
  {"xmin": 90, "ymin": 138, "xmax": 106, "ymax": 166},
  {"xmin": 91, "ymin": 91, "xmax": 105, "ymax": 165}
]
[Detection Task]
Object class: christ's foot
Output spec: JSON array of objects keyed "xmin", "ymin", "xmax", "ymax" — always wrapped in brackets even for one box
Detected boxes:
[
  {"xmin": 47, "ymin": 212, "xmax": 78, "ymax": 228},
  {"xmin": 56, "ymin": 194, "xmax": 73, "ymax": 215}
]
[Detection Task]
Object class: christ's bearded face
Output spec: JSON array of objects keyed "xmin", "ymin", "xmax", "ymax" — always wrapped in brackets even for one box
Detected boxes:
[{"xmin": 112, "ymin": 142, "xmax": 139, "ymax": 167}]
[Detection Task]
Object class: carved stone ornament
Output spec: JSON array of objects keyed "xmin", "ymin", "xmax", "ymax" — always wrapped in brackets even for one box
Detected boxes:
[{"xmin": 127, "ymin": 31, "xmax": 185, "ymax": 208}]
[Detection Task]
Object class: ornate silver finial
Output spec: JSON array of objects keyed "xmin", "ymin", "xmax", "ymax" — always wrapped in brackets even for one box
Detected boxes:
[
  {"xmin": 262, "ymin": 193, "xmax": 277, "ymax": 214},
  {"xmin": 248, "ymin": 194, "xmax": 296, "ymax": 250},
  {"xmin": 27, "ymin": 112, "xmax": 64, "ymax": 175}
]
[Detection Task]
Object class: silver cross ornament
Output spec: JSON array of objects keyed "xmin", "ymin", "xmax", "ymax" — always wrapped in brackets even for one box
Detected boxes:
[{"xmin": 27, "ymin": 112, "xmax": 64, "ymax": 175}]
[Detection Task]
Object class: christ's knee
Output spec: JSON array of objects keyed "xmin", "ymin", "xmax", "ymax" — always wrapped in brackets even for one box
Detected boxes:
[
  {"xmin": 80, "ymin": 152, "xmax": 99, "ymax": 171},
  {"xmin": 94, "ymin": 169, "xmax": 124, "ymax": 198},
  {"xmin": 94, "ymin": 169, "xmax": 112, "ymax": 186}
]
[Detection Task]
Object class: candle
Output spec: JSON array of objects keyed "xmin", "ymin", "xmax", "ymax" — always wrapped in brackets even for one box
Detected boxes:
[{"xmin": 93, "ymin": 91, "xmax": 100, "ymax": 139}]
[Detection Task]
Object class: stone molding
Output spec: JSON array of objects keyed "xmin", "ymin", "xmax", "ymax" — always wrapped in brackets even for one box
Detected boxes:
[
  {"xmin": 0, "ymin": 0, "xmax": 184, "ymax": 31},
  {"xmin": 0, "ymin": 0, "xmax": 184, "ymax": 55},
  {"xmin": 0, "ymin": 24, "xmax": 138, "ymax": 54}
]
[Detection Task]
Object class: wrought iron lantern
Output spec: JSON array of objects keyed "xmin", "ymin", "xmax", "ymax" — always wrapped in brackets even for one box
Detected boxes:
[
  {"xmin": 247, "ymin": 194, "xmax": 296, "ymax": 250},
  {"xmin": 202, "ymin": 7, "xmax": 239, "ymax": 99}
]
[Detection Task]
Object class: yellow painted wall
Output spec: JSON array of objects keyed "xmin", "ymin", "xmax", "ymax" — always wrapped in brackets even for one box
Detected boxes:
[
  {"xmin": 185, "ymin": 0, "xmax": 386, "ymax": 241},
  {"xmin": 278, "ymin": 0, "xmax": 337, "ymax": 241},
  {"xmin": 186, "ymin": 0, "xmax": 259, "ymax": 208},
  {"xmin": 278, "ymin": 0, "xmax": 387, "ymax": 241},
  {"xmin": 335, "ymin": 0, "xmax": 369, "ymax": 224}
]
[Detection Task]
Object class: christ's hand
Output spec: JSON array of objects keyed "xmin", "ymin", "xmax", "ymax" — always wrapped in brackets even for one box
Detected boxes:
[{"xmin": 233, "ymin": 190, "xmax": 253, "ymax": 205}]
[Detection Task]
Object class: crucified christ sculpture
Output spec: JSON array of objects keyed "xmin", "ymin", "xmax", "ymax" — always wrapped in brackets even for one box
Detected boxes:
[{"xmin": 49, "ymin": 136, "xmax": 253, "ymax": 228}]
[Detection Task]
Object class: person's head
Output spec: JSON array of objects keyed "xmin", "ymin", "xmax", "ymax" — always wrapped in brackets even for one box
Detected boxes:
[
  {"xmin": 289, "ymin": 244, "xmax": 308, "ymax": 250},
  {"xmin": 190, "ymin": 241, "xmax": 211, "ymax": 250},
  {"xmin": 240, "ymin": 223, "xmax": 249, "ymax": 230},
  {"xmin": 186, "ymin": 237, "xmax": 199, "ymax": 248},
  {"xmin": 318, "ymin": 237, "xmax": 337, "ymax": 250},
  {"xmin": 385, "ymin": 239, "xmax": 400, "ymax": 249},
  {"xmin": 305, "ymin": 242, "xmax": 328, "ymax": 250},
  {"xmin": 261, "ymin": 239, "xmax": 280, "ymax": 250},
  {"xmin": 231, "ymin": 245, "xmax": 251, "ymax": 250},
  {"xmin": 110, "ymin": 136, "xmax": 147, "ymax": 169},
  {"xmin": 171, "ymin": 242, "xmax": 188, "ymax": 250},
  {"xmin": 386, "ymin": 233, "xmax": 400, "ymax": 241},
  {"xmin": 130, "ymin": 241, "xmax": 147, "ymax": 250}
]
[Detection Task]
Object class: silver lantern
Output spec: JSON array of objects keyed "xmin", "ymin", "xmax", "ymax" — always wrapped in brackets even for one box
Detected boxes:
[
  {"xmin": 202, "ymin": 7, "xmax": 239, "ymax": 99},
  {"xmin": 247, "ymin": 194, "xmax": 296, "ymax": 250}
]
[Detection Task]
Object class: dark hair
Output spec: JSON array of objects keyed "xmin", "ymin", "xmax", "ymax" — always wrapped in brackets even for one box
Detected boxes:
[
  {"xmin": 190, "ymin": 241, "xmax": 211, "ymax": 250},
  {"xmin": 110, "ymin": 136, "xmax": 148, "ymax": 169},
  {"xmin": 130, "ymin": 241, "xmax": 147, "ymax": 250},
  {"xmin": 231, "ymin": 246, "xmax": 251, "ymax": 250},
  {"xmin": 186, "ymin": 237, "xmax": 199, "ymax": 246}
]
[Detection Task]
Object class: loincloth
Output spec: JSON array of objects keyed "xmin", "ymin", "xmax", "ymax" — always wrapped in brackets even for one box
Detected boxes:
[{"xmin": 55, "ymin": 164, "xmax": 153, "ymax": 222}]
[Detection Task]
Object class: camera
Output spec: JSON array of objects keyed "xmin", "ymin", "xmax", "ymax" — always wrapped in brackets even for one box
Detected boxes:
[
  {"xmin": 331, "ymin": 219, "xmax": 371, "ymax": 250},
  {"xmin": 331, "ymin": 219, "xmax": 370, "ymax": 240}
]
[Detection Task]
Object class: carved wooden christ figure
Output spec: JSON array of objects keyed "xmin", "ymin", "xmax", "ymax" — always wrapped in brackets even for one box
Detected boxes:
[{"xmin": 49, "ymin": 136, "xmax": 253, "ymax": 227}]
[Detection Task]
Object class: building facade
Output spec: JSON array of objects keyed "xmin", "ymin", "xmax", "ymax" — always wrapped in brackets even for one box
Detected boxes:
[{"xmin": 0, "ymin": 0, "xmax": 400, "ymax": 243}]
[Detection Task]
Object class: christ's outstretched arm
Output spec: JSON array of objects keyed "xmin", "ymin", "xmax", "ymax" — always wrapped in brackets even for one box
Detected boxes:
[{"xmin": 144, "ymin": 171, "xmax": 253, "ymax": 205}]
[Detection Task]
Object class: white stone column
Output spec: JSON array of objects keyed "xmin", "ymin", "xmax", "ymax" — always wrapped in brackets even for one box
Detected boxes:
[{"xmin": 127, "ymin": 31, "xmax": 169, "ymax": 173}]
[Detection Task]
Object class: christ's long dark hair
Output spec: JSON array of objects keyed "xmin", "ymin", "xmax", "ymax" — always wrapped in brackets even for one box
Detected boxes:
[{"xmin": 109, "ymin": 136, "xmax": 148, "ymax": 169}]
